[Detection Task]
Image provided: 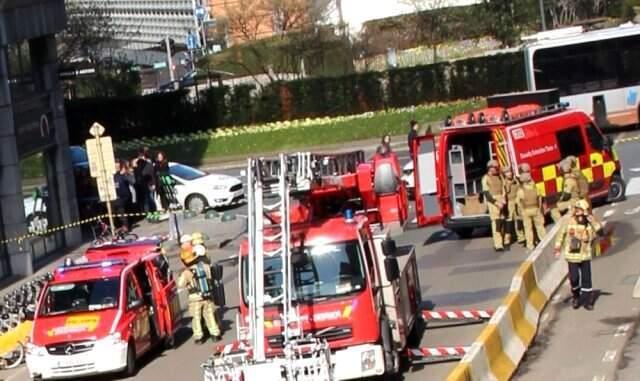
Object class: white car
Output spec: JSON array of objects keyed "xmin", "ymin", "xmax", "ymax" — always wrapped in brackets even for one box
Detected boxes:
[
  {"xmin": 169, "ymin": 162, "xmax": 244, "ymax": 213},
  {"xmin": 401, "ymin": 161, "xmax": 415, "ymax": 197}
]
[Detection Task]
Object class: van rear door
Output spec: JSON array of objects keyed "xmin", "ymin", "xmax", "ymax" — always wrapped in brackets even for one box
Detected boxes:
[
  {"xmin": 148, "ymin": 255, "xmax": 181, "ymax": 341},
  {"xmin": 413, "ymin": 134, "xmax": 443, "ymax": 226}
]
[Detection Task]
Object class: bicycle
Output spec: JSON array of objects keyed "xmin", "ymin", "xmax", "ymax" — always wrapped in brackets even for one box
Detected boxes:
[
  {"xmin": 92, "ymin": 219, "xmax": 139, "ymax": 246},
  {"xmin": 0, "ymin": 306, "xmax": 30, "ymax": 370}
]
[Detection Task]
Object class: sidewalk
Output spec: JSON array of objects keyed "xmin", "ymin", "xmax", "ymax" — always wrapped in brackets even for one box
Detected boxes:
[{"xmin": 513, "ymin": 200, "xmax": 640, "ymax": 381}]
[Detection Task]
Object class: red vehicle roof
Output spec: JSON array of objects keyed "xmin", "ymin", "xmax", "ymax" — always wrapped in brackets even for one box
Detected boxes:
[
  {"xmin": 50, "ymin": 239, "xmax": 161, "ymax": 284},
  {"xmin": 240, "ymin": 215, "xmax": 364, "ymax": 255}
]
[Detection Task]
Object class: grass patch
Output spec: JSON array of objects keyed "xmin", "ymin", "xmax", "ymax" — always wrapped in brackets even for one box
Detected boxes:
[
  {"xmin": 118, "ymin": 99, "xmax": 484, "ymax": 165},
  {"xmin": 20, "ymin": 153, "xmax": 45, "ymax": 180}
]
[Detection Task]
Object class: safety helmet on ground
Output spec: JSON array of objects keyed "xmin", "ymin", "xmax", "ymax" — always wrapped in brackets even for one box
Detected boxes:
[
  {"xmin": 574, "ymin": 199, "xmax": 590, "ymax": 212},
  {"xmin": 519, "ymin": 172, "xmax": 532, "ymax": 183},
  {"xmin": 487, "ymin": 160, "xmax": 499, "ymax": 169},
  {"xmin": 180, "ymin": 248, "xmax": 197, "ymax": 265}
]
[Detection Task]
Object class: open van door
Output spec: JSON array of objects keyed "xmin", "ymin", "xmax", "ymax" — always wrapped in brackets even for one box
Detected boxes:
[
  {"xmin": 148, "ymin": 255, "xmax": 182, "ymax": 345},
  {"xmin": 413, "ymin": 135, "xmax": 443, "ymax": 226}
]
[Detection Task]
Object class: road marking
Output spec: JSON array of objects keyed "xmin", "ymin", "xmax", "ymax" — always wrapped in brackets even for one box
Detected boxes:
[
  {"xmin": 630, "ymin": 167, "xmax": 640, "ymax": 173},
  {"xmin": 592, "ymin": 375, "xmax": 606, "ymax": 381},
  {"xmin": 625, "ymin": 206, "xmax": 640, "ymax": 216},
  {"xmin": 551, "ymin": 294, "xmax": 563, "ymax": 304},
  {"xmin": 632, "ymin": 275, "xmax": 640, "ymax": 298},
  {"xmin": 603, "ymin": 209, "xmax": 615, "ymax": 219},
  {"xmin": 615, "ymin": 323, "xmax": 632, "ymax": 337},
  {"xmin": 540, "ymin": 312, "xmax": 550, "ymax": 323},
  {"xmin": 625, "ymin": 177, "xmax": 640, "ymax": 197},
  {"xmin": 602, "ymin": 350, "xmax": 617, "ymax": 362}
]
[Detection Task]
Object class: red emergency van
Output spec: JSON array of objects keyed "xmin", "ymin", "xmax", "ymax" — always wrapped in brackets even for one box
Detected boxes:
[
  {"xmin": 26, "ymin": 239, "xmax": 181, "ymax": 380},
  {"xmin": 412, "ymin": 91, "xmax": 625, "ymax": 237}
]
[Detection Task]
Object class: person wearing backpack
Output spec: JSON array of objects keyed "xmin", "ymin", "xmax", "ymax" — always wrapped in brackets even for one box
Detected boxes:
[{"xmin": 177, "ymin": 234, "xmax": 221, "ymax": 344}]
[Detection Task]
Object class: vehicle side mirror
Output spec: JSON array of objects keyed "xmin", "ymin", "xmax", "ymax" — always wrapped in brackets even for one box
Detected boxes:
[
  {"xmin": 606, "ymin": 136, "xmax": 614, "ymax": 148},
  {"xmin": 128, "ymin": 299, "xmax": 143, "ymax": 310},
  {"xmin": 211, "ymin": 263, "xmax": 223, "ymax": 281},
  {"xmin": 384, "ymin": 257, "xmax": 400, "ymax": 283},
  {"xmin": 382, "ymin": 239, "xmax": 397, "ymax": 257}
]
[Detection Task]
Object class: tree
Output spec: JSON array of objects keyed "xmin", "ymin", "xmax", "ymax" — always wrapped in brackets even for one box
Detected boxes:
[
  {"xmin": 57, "ymin": 1, "xmax": 117, "ymax": 64},
  {"xmin": 481, "ymin": 0, "xmax": 538, "ymax": 46},
  {"xmin": 210, "ymin": 0, "xmax": 336, "ymax": 85},
  {"xmin": 401, "ymin": 0, "xmax": 453, "ymax": 63}
]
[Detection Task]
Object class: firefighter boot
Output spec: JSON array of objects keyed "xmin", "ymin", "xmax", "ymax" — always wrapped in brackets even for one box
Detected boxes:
[
  {"xmin": 584, "ymin": 291, "xmax": 595, "ymax": 311},
  {"xmin": 571, "ymin": 288, "xmax": 581, "ymax": 309}
]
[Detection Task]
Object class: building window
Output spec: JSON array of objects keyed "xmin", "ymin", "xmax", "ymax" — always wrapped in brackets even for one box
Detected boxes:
[{"xmin": 6, "ymin": 40, "xmax": 38, "ymax": 101}]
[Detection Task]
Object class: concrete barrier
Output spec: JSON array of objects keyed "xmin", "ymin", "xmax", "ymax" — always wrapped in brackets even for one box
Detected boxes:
[{"xmin": 446, "ymin": 217, "xmax": 569, "ymax": 381}]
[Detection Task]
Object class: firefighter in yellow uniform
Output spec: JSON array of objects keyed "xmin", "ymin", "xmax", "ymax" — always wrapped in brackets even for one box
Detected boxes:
[
  {"xmin": 503, "ymin": 166, "xmax": 525, "ymax": 246},
  {"xmin": 178, "ymin": 234, "xmax": 221, "ymax": 344},
  {"xmin": 483, "ymin": 160, "xmax": 506, "ymax": 251},
  {"xmin": 565, "ymin": 155, "xmax": 590, "ymax": 203},
  {"xmin": 516, "ymin": 172, "xmax": 546, "ymax": 250},
  {"xmin": 550, "ymin": 159, "xmax": 580, "ymax": 223},
  {"xmin": 554, "ymin": 200, "xmax": 600, "ymax": 310}
]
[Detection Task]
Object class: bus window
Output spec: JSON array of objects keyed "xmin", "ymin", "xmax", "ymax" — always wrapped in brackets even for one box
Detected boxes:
[
  {"xmin": 556, "ymin": 127, "xmax": 585, "ymax": 158},
  {"xmin": 586, "ymin": 123, "xmax": 605, "ymax": 151}
]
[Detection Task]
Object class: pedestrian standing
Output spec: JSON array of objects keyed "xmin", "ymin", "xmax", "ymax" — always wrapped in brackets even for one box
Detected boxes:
[
  {"xmin": 113, "ymin": 160, "xmax": 135, "ymax": 231},
  {"xmin": 154, "ymin": 151, "xmax": 171, "ymax": 212},
  {"xmin": 565, "ymin": 155, "xmax": 590, "ymax": 202},
  {"xmin": 407, "ymin": 120, "xmax": 418, "ymax": 159},
  {"xmin": 554, "ymin": 200, "xmax": 600, "ymax": 310},
  {"xmin": 376, "ymin": 134, "xmax": 392, "ymax": 155},
  {"xmin": 517, "ymin": 172, "xmax": 546, "ymax": 250},
  {"xmin": 482, "ymin": 160, "xmax": 506, "ymax": 251},
  {"xmin": 135, "ymin": 148, "xmax": 156, "ymax": 213}
]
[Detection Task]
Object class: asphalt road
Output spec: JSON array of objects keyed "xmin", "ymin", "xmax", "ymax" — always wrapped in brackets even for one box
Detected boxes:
[{"xmin": 4, "ymin": 131, "xmax": 639, "ymax": 381}]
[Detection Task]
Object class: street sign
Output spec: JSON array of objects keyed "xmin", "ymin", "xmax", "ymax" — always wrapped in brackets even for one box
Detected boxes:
[
  {"xmin": 96, "ymin": 175, "xmax": 117, "ymax": 202},
  {"xmin": 195, "ymin": 5, "xmax": 206, "ymax": 21},
  {"xmin": 153, "ymin": 62, "xmax": 168, "ymax": 69},
  {"xmin": 86, "ymin": 137, "xmax": 116, "ymax": 178},
  {"xmin": 186, "ymin": 31, "xmax": 199, "ymax": 51}
]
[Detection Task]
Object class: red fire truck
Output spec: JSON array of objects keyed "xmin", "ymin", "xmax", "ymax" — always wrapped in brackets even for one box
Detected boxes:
[
  {"xmin": 412, "ymin": 90, "xmax": 625, "ymax": 237},
  {"xmin": 202, "ymin": 152, "xmax": 425, "ymax": 380},
  {"xmin": 26, "ymin": 238, "xmax": 182, "ymax": 380}
]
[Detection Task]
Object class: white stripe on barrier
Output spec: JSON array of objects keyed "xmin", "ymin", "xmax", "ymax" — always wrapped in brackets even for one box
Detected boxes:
[
  {"xmin": 461, "ymin": 342, "xmax": 498, "ymax": 381},
  {"xmin": 493, "ymin": 306, "xmax": 527, "ymax": 367}
]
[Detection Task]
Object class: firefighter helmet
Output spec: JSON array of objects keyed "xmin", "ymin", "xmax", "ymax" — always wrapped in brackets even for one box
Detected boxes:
[
  {"xmin": 519, "ymin": 172, "xmax": 532, "ymax": 183},
  {"xmin": 191, "ymin": 232, "xmax": 205, "ymax": 246},
  {"xmin": 518, "ymin": 162, "xmax": 531, "ymax": 173},
  {"xmin": 487, "ymin": 160, "xmax": 499, "ymax": 169},
  {"xmin": 574, "ymin": 199, "xmax": 590, "ymax": 212},
  {"xmin": 502, "ymin": 165, "xmax": 512, "ymax": 175}
]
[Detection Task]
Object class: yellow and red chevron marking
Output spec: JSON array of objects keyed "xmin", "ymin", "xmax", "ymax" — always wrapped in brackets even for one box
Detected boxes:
[
  {"xmin": 533, "ymin": 152, "xmax": 617, "ymax": 197},
  {"xmin": 493, "ymin": 129, "xmax": 509, "ymax": 168}
]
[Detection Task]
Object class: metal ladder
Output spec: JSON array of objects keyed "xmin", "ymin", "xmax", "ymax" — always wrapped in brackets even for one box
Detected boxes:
[{"xmin": 245, "ymin": 153, "xmax": 332, "ymax": 381}]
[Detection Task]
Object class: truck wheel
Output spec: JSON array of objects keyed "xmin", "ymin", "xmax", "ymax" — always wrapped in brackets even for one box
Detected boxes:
[
  {"xmin": 124, "ymin": 342, "xmax": 136, "ymax": 377},
  {"xmin": 607, "ymin": 174, "xmax": 626, "ymax": 203}
]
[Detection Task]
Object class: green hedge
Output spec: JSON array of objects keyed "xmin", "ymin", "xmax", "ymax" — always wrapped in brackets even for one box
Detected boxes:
[{"xmin": 66, "ymin": 51, "xmax": 526, "ymax": 145}]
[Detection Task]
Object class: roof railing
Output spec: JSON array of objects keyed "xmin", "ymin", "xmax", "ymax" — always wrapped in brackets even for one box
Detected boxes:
[{"xmin": 442, "ymin": 102, "xmax": 569, "ymax": 130}]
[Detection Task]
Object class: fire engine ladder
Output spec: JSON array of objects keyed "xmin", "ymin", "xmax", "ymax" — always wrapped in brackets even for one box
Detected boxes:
[{"xmin": 245, "ymin": 153, "xmax": 333, "ymax": 381}]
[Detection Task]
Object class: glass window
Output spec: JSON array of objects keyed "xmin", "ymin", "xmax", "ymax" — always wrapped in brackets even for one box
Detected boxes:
[
  {"xmin": 6, "ymin": 40, "xmax": 36, "ymax": 100},
  {"xmin": 242, "ymin": 240, "xmax": 367, "ymax": 304},
  {"xmin": 39, "ymin": 278, "xmax": 120, "ymax": 316},
  {"xmin": 169, "ymin": 164, "xmax": 206, "ymax": 181},
  {"xmin": 556, "ymin": 127, "xmax": 586, "ymax": 158},
  {"xmin": 586, "ymin": 123, "xmax": 605, "ymax": 151},
  {"xmin": 533, "ymin": 35, "xmax": 640, "ymax": 95},
  {"xmin": 70, "ymin": 146, "xmax": 89, "ymax": 166},
  {"xmin": 152, "ymin": 254, "xmax": 173, "ymax": 285},
  {"xmin": 126, "ymin": 275, "xmax": 141, "ymax": 307}
]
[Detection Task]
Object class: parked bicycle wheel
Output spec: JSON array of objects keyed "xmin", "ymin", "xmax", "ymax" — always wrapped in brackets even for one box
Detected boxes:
[{"xmin": 1, "ymin": 343, "xmax": 24, "ymax": 369}]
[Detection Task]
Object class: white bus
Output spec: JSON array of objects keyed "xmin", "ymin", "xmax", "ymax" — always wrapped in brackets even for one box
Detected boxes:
[{"xmin": 523, "ymin": 22, "xmax": 640, "ymax": 128}]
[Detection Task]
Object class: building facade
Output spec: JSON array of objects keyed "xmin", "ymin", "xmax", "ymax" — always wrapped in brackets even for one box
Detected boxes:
[
  {"xmin": 69, "ymin": 0, "xmax": 208, "ymax": 51},
  {"xmin": 0, "ymin": 0, "xmax": 81, "ymax": 278}
]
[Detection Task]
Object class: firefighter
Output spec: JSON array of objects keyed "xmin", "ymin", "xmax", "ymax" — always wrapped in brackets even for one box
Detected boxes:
[
  {"xmin": 550, "ymin": 159, "xmax": 580, "ymax": 223},
  {"xmin": 554, "ymin": 200, "xmax": 600, "ymax": 310},
  {"xmin": 482, "ymin": 160, "xmax": 506, "ymax": 251},
  {"xmin": 503, "ymin": 166, "xmax": 525, "ymax": 246},
  {"xmin": 178, "ymin": 234, "xmax": 221, "ymax": 344},
  {"xmin": 516, "ymin": 172, "xmax": 546, "ymax": 250},
  {"xmin": 565, "ymin": 155, "xmax": 590, "ymax": 202}
]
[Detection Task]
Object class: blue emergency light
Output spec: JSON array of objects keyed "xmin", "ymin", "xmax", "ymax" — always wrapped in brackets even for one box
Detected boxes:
[{"xmin": 344, "ymin": 209, "xmax": 354, "ymax": 223}]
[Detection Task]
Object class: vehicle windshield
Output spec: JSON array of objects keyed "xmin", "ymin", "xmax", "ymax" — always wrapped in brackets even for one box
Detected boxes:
[
  {"xmin": 242, "ymin": 240, "xmax": 366, "ymax": 304},
  {"xmin": 170, "ymin": 163, "xmax": 206, "ymax": 181},
  {"xmin": 39, "ymin": 278, "xmax": 120, "ymax": 316}
]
